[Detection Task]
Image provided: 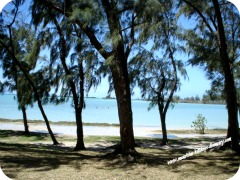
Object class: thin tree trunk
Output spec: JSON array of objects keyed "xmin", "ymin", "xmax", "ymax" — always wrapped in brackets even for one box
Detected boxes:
[
  {"xmin": 74, "ymin": 108, "xmax": 85, "ymax": 150},
  {"xmin": 160, "ymin": 113, "xmax": 168, "ymax": 145},
  {"xmin": 71, "ymin": 80, "xmax": 85, "ymax": 151},
  {"xmin": 212, "ymin": 0, "xmax": 240, "ymax": 153},
  {"xmin": 74, "ymin": 60, "xmax": 85, "ymax": 151},
  {"xmin": 21, "ymin": 106, "xmax": 29, "ymax": 135},
  {"xmin": 37, "ymin": 99, "xmax": 59, "ymax": 145},
  {"xmin": 158, "ymin": 94, "xmax": 168, "ymax": 146},
  {"xmin": 156, "ymin": 26, "xmax": 178, "ymax": 146}
]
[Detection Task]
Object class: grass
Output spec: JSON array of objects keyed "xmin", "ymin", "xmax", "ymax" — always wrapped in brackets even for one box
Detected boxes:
[{"xmin": 0, "ymin": 130, "xmax": 239, "ymax": 180}]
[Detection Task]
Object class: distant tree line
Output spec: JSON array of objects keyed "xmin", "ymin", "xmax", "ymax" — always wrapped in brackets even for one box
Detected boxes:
[
  {"xmin": 0, "ymin": 0, "xmax": 239, "ymax": 157},
  {"xmin": 173, "ymin": 91, "xmax": 225, "ymax": 104}
]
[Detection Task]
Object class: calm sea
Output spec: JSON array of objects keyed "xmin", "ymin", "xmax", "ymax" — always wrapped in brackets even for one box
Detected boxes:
[{"xmin": 0, "ymin": 94, "xmax": 235, "ymax": 129}]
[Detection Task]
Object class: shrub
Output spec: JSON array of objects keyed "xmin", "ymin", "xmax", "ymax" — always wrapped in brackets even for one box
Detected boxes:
[{"xmin": 191, "ymin": 114, "xmax": 207, "ymax": 134}]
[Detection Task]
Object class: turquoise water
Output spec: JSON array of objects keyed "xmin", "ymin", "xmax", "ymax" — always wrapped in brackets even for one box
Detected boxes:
[{"xmin": 0, "ymin": 94, "xmax": 234, "ymax": 129}]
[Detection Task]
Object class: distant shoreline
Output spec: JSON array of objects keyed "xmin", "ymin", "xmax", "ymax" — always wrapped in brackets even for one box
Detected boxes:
[{"xmin": 1, "ymin": 94, "xmax": 225, "ymax": 105}]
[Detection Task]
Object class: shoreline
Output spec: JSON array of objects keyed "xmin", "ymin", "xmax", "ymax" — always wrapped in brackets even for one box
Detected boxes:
[
  {"xmin": 0, "ymin": 118, "xmax": 227, "ymax": 139},
  {"xmin": 0, "ymin": 118, "xmax": 229, "ymax": 129},
  {"xmin": 0, "ymin": 118, "xmax": 120, "ymax": 127}
]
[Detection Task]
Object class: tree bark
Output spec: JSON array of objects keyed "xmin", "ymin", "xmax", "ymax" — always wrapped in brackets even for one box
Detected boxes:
[
  {"xmin": 110, "ymin": 60, "xmax": 137, "ymax": 155},
  {"xmin": 74, "ymin": 60, "xmax": 86, "ymax": 151},
  {"xmin": 160, "ymin": 112, "xmax": 168, "ymax": 145},
  {"xmin": 74, "ymin": 108, "xmax": 85, "ymax": 150},
  {"xmin": 21, "ymin": 106, "xmax": 29, "ymax": 135},
  {"xmin": 100, "ymin": 0, "xmax": 137, "ymax": 156},
  {"xmin": 212, "ymin": 0, "xmax": 240, "ymax": 153},
  {"xmin": 158, "ymin": 93, "xmax": 168, "ymax": 145},
  {"xmin": 37, "ymin": 99, "xmax": 59, "ymax": 145}
]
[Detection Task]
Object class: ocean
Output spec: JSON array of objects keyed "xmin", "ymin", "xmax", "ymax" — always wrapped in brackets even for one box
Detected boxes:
[{"xmin": 0, "ymin": 94, "xmax": 233, "ymax": 129}]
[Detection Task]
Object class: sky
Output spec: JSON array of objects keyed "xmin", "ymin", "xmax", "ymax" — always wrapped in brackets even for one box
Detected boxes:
[
  {"xmin": 1, "ymin": 1, "xmax": 239, "ymax": 99},
  {"xmin": 86, "ymin": 61, "xmax": 211, "ymax": 99}
]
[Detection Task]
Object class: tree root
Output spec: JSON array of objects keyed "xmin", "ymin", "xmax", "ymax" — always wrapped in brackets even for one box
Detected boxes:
[
  {"xmin": 104, "ymin": 142, "xmax": 140, "ymax": 162},
  {"xmin": 73, "ymin": 143, "xmax": 86, "ymax": 151}
]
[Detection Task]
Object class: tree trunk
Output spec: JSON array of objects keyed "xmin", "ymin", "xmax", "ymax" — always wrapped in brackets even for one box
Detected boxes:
[
  {"xmin": 74, "ymin": 60, "xmax": 85, "ymax": 151},
  {"xmin": 110, "ymin": 59, "xmax": 137, "ymax": 156},
  {"xmin": 158, "ymin": 94, "xmax": 168, "ymax": 146},
  {"xmin": 21, "ymin": 106, "xmax": 29, "ymax": 135},
  {"xmin": 212, "ymin": 0, "xmax": 240, "ymax": 153},
  {"xmin": 74, "ymin": 108, "xmax": 85, "ymax": 150},
  {"xmin": 37, "ymin": 99, "xmax": 59, "ymax": 145},
  {"xmin": 160, "ymin": 112, "xmax": 168, "ymax": 145}
]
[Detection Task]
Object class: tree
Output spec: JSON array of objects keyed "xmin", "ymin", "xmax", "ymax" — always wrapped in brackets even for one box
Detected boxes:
[
  {"xmin": 212, "ymin": 0, "xmax": 239, "ymax": 152},
  {"xmin": 195, "ymin": 95, "xmax": 200, "ymax": 101},
  {"xmin": 129, "ymin": 1, "xmax": 187, "ymax": 145},
  {"xmin": 70, "ymin": 26, "xmax": 102, "ymax": 150},
  {"xmin": 1, "ymin": 18, "xmax": 42, "ymax": 134},
  {"xmin": 1, "ymin": 4, "xmax": 29, "ymax": 134},
  {"xmin": 51, "ymin": 15, "xmax": 87, "ymax": 150},
  {"xmin": 0, "ymin": 1, "xmax": 59, "ymax": 144},
  {"xmin": 179, "ymin": 0, "xmax": 240, "ymax": 152},
  {"xmin": 31, "ymin": 0, "xmax": 151, "ymax": 156},
  {"xmin": 32, "ymin": 3, "xmax": 102, "ymax": 150},
  {"xmin": 130, "ymin": 51, "xmax": 186, "ymax": 145},
  {"xmin": 191, "ymin": 114, "xmax": 207, "ymax": 134},
  {"xmin": 202, "ymin": 92, "xmax": 211, "ymax": 104}
]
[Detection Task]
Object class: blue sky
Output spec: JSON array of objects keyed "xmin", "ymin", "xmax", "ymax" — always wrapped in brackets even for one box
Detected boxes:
[
  {"xmin": 3, "ymin": 0, "xmax": 238, "ymax": 99},
  {"xmin": 87, "ymin": 66, "xmax": 211, "ymax": 99}
]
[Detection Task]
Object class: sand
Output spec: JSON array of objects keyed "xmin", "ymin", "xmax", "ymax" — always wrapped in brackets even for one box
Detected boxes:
[{"xmin": 0, "ymin": 122, "xmax": 226, "ymax": 139}]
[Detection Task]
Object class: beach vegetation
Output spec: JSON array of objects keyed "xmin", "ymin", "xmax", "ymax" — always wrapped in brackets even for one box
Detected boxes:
[{"xmin": 191, "ymin": 114, "xmax": 207, "ymax": 134}]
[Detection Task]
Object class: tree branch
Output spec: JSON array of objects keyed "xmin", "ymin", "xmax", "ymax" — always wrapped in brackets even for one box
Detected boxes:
[
  {"xmin": 125, "ymin": 8, "xmax": 135, "ymax": 59},
  {"xmin": 40, "ymin": 0, "xmax": 110, "ymax": 59},
  {"xmin": 182, "ymin": 0, "xmax": 214, "ymax": 34}
]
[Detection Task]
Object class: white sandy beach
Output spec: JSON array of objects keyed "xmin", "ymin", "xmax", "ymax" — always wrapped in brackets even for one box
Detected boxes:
[{"xmin": 0, "ymin": 122, "xmax": 226, "ymax": 139}]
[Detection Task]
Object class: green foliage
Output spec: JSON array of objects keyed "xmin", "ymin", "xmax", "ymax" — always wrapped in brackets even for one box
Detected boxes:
[
  {"xmin": 0, "ymin": 9, "xmax": 44, "ymax": 109},
  {"xmin": 178, "ymin": 1, "xmax": 240, "ymax": 103},
  {"xmin": 191, "ymin": 114, "xmax": 207, "ymax": 134},
  {"xmin": 129, "ymin": 1, "xmax": 187, "ymax": 115}
]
